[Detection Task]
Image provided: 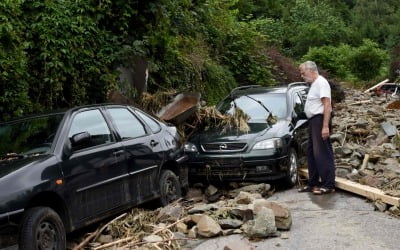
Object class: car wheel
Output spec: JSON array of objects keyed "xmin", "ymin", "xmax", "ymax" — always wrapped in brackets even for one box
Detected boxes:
[
  {"xmin": 283, "ymin": 148, "xmax": 298, "ymax": 187},
  {"xmin": 19, "ymin": 207, "xmax": 66, "ymax": 250},
  {"xmin": 159, "ymin": 170, "xmax": 182, "ymax": 206}
]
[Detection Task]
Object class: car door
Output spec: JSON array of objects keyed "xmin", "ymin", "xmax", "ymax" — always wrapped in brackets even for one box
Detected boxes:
[
  {"xmin": 61, "ymin": 108, "xmax": 128, "ymax": 225},
  {"xmin": 106, "ymin": 107, "xmax": 163, "ymax": 204}
]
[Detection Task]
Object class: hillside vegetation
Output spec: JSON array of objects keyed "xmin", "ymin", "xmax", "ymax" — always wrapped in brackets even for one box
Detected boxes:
[{"xmin": 1, "ymin": 0, "xmax": 400, "ymax": 121}]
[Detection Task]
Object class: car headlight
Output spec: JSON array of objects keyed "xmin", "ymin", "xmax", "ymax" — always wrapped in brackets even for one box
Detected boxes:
[
  {"xmin": 184, "ymin": 142, "xmax": 198, "ymax": 152},
  {"xmin": 252, "ymin": 138, "xmax": 282, "ymax": 150}
]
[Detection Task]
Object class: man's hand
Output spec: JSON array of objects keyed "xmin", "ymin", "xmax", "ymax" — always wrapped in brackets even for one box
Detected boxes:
[{"xmin": 322, "ymin": 126, "xmax": 330, "ymax": 140}]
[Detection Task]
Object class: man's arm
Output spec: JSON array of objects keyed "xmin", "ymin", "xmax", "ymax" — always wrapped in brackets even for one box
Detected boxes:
[{"xmin": 321, "ymin": 97, "xmax": 331, "ymax": 140}]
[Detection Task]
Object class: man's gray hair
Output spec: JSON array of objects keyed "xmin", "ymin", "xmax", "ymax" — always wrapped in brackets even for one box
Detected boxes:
[{"xmin": 300, "ymin": 61, "xmax": 319, "ymax": 73}]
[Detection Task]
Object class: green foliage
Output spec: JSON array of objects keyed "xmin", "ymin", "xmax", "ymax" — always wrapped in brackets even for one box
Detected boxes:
[
  {"xmin": 284, "ymin": 0, "xmax": 352, "ymax": 58},
  {"xmin": 2, "ymin": 0, "xmax": 400, "ymax": 121},
  {"xmin": 347, "ymin": 39, "xmax": 388, "ymax": 81},
  {"xmin": 302, "ymin": 44, "xmax": 351, "ymax": 78},
  {"xmin": 0, "ymin": 0, "xmax": 31, "ymax": 120},
  {"xmin": 350, "ymin": 0, "xmax": 400, "ymax": 49},
  {"xmin": 202, "ymin": 61, "xmax": 237, "ymax": 105},
  {"xmin": 234, "ymin": 0, "xmax": 289, "ymax": 19},
  {"xmin": 303, "ymin": 40, "xmax": 388, "ymax": 81}
]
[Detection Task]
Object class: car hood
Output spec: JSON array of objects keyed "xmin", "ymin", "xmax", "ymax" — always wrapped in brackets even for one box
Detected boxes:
[
  {"xmin": 0, "ymin": 155, "xmax": 50, "ymax": 179},
  {"xmin": 191, "ymin": 120, "xmax": 287, "ymax": 144}
]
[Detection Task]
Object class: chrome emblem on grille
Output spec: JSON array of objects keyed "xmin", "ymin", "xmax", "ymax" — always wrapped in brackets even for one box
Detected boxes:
[{"xmin": 219, "ymin": 143, "xmax": 228, "ymax": 150}]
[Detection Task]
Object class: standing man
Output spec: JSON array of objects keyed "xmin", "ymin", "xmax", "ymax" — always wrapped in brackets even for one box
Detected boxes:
[{"xmin": 298, "ymin": 61, "xmax": 335, "ymax": 194}]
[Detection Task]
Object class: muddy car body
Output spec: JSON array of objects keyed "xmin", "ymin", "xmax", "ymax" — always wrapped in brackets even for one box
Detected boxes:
[{"xmin": 0, "ymin": 104, "xmax": 187, "ymax": 249}]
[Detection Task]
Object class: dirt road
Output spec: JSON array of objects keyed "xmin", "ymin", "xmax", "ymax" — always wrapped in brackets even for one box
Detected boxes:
[{"xmin": 191, "ymin": 188, "xmax": 400, "ymax": 250}]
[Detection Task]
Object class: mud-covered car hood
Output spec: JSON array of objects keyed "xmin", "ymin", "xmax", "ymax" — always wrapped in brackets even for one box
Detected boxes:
[
  {"xmin": 0, "ymin": 155, "xmax": 50, "ymax": 179},
  {"xmin": 190, "ymin": 120, "xmax": 287, "ymax": 144}
]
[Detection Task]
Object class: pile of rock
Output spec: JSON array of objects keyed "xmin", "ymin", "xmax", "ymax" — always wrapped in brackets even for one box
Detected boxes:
[
  {"xmin": 331, "ymin": 88, "xmax": 400, "ymax": 213},
  {"xmin": 179, "ymin": 183, "xmax": 291, "ymax": 240},
  {"xmin": 70, "ymin": 183, "xmax": 291, "ymax": 249}
]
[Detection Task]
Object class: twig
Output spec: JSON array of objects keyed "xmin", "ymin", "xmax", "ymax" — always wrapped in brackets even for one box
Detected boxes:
[
  {"xmin": 126, "ymin": 237, "xmax": 196, "ymax": 248},
  {"xmin": 153, "ymin": 217, "xmax": 186, "ymax": 235},
  {"xmin": 93, "ymin": 236, "xmax": 135, "ymax": 250},
  {"xmin": 341, "ymin": 124, "xmax": 348, "ymax": 146},
  {"xmin": 93, "ymin": 213, "xmax": 127, "ymax": 241},
  {"xmin": 360, "ymin": 154, "xmax": 369, "ymax": 170},
  {"xmin": 72, "ymin": 213, "xmax": 127, "ymax": 250},
  {"xmin": 349, "ymin": 100, "xmax": 371, "ymax": 106},
  {"xmin": 72, "ymin": 228, "xmax": 101, "ymax": 250}
]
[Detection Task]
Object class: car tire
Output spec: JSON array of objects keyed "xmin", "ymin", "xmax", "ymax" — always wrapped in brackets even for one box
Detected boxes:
[
  {"xmin": 159, "ymin": 169, "xmax": 182, "ymax": 206},
  {"xmin": 283, "ymin": 148, "xmax": 298, "ymax": 188},
  {"xmin": 19, "ymin": 207, "xmax": 66, "ymax": 250}
]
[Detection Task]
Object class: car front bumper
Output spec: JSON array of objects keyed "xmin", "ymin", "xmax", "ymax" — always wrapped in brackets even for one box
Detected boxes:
[{"xmin": 186, "ymin": 151, "xmax": 290, "ymax": 182}]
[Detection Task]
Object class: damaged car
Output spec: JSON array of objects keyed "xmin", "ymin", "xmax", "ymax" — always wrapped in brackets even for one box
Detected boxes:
[
  {"xmin": 0, "ymin": 104, "xmax": 187, "ymax": 249},
  {"xmin": 184, "ymin": 83, "xmax": 309, "ymax": 186}
]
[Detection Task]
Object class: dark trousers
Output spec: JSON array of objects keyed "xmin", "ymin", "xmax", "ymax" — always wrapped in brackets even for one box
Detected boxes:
[{"xmin": 307, "ymin": 114, "xmax": 335, "ymax": 189}]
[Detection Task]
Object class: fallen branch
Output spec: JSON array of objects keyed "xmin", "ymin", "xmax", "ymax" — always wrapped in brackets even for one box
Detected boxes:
[
  {"xmin": 126, "ymin": 237, "xmax": 196, "ymax": 248},
  {"xmin": 73, "ymin": 213, "xmax": 127, "ymax": 250},
  {"xmin": 349, "ymin": 100, "xmax": 371, "ymax": 106},
  {"xmin": 360, "ymin": 154, "xmax": 370, "ymax": 170},
  {"xmin": 93, "ymin": 236, "xmax": 135, "ymax": 250},
  {"xmin": 153, "ymin": 217, "xmax": 186, "ymax": 235}
]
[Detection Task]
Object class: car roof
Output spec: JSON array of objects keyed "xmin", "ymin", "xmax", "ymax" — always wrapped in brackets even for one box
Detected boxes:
[
  {"xmin": 0, "ymin": 103, "xmax": 134, "ymax": 125},
  {"xmin": 229, "ymin": 83, "xmax": 308, "ymax": 97}
]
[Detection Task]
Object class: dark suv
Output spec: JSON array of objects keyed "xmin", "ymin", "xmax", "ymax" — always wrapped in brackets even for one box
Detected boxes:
[
  {"xmin": 0, "ymin": 104, "xmax": 187, "ymax": 249},
  {"xmin": 184, "ymin": 83, "xmax": 309, "ymax": 186}
]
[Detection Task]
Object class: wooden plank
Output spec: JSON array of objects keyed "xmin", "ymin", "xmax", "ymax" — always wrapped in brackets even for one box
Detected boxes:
[
  {"xmin": 298, "ymin": 168, "xmax": 400, "ymax": 207},
  {"xmin": 363, "ymin": 78, "xmax": 389, "ymax": 93}
]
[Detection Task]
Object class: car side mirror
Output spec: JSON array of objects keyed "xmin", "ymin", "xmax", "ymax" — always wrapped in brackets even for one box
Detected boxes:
[
  {"xmin": 70, "ymin": 131, "xmax": 91, "ymax": 148},
  {"xmin": 63, "ymin": 132, "xmax": 91, "ymax": 160}
]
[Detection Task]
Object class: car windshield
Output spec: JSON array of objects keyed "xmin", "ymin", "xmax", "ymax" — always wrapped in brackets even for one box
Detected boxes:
[
  {"xmin": 0, "ymin": 114, "xmax": 64, "ymax": 159},
  {"xmin": 218, "ymin": 93, "xmax": 287, "ymax": 120}
]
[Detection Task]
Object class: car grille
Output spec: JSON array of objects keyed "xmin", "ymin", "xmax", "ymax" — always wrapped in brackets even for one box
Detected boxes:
[{"xmin": 201, "ymin": 142, "xmax": 247, "ymax": 152}]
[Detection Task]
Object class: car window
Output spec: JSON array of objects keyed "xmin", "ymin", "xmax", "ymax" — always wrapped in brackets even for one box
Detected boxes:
[
  {"xmin": 108, "ymin": 108, "xmax": 147, "ymax": 139},
  {"xmin": 68, "ymin": 109, "xmax": 113, "ymax": 148},
  {"xmin": 0, "ymin": 114, "xmax": 64, "ymax": 156},
  {"xmin": 293, "ymin": 93, "xmax": 304, "ymax": 114},
  {"xmin": 135, "ymin": 109, "xmax": 161, "ymax": 133}
]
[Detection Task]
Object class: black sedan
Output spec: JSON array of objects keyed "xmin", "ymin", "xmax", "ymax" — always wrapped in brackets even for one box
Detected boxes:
[
  {"xmin": 184, "ymin": 83, "xmax": 309, "ymax": 186},
  {"xmin": 0, "ymin": 104, "xmax": 187, "ymax": 249}
]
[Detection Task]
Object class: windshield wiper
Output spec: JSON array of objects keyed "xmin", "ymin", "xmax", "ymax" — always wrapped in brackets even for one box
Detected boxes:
[
  {"xmin": 244, "ymin": 95, "xmax": 277, "ymax": 125},
  {"xmin": 244, "ymin": 95, "xmax": 272, "ymax": 114}
]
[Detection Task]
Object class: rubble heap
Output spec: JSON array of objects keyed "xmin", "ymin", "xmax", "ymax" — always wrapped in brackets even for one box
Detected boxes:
[
  {"xmin": 69, "ymin": 184, "xmax": 291, "ymax": 250},
  {"xmin": 331, "ymin": 88, "xmax": 400, "ymax": 213}
]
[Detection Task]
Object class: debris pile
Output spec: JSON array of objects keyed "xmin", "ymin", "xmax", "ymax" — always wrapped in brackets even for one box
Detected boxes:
[
  {"xmin": 331, "ymin": 88, "xmax": 400, "ymax": 213},
  {"xmin": 68, "ymin": 184, "xmax": 291, "ymax": 249}
]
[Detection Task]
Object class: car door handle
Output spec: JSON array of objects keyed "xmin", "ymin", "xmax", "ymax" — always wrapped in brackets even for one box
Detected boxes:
[
  {"xmin": 113, "ymin": 149, "xmax": 125, "ymax": 156},
  {"xmin": 150, "ymin": 140, "xmax": 159, "ymax": 147}
]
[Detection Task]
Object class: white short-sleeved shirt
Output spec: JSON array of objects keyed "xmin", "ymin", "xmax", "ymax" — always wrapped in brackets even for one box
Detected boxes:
[{"xmin": 304, "ymin": 75, "xmax": 331, "ymax": 118}]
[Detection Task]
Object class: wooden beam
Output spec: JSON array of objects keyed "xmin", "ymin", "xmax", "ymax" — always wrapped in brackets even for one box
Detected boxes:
[
  {"xmin": 298, "ymin": 168, "xmax": 400, "ymax": 207},
  {"xmin": 363, "ymin": 78, "xmax": 389, "ymax": 93}
]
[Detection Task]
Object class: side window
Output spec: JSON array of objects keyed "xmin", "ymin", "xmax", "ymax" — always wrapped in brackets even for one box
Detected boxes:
[
  {"xmin": 293, "ymin": 93, "xmax": 304, "ymax": 114},
  {"xmin": 108, "ymin": 108, "xmax": 147, "ymax": 139},
  {"xmin": 68, "ymin": 109, "xmax": 113, "ymax": 149},
  {"xmin": 136, "ymin": 110, "xmax": 161, "ymax": 133}
]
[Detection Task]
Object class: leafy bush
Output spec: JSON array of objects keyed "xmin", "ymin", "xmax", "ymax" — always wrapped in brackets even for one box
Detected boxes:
[
  {"xmin": 302, "ymin": 44, "xmax": 351, "ymax": 79},
  {"xmin": 202, "ymin": 61, "xmax": 237, "ymax": 105},
  {"xmin": 347, "ymin": 39, "xmax": 388, "ymax": 81},
  {"xmin": 0, "ymin": 1, "xmax": 31, "ymax": 120}
]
